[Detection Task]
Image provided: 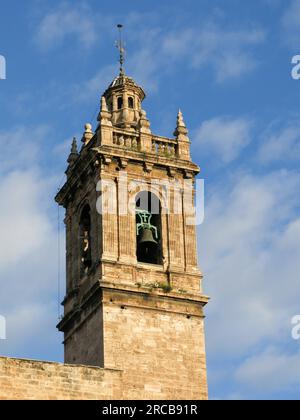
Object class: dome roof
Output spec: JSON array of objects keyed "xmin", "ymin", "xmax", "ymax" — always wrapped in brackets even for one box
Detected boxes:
[{"xmin": 104, "ymin": 73, "xmax": 146, "ymax": 100}]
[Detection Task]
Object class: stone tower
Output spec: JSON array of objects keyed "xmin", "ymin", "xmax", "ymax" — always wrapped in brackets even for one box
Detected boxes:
[{"xmin": 56, "ymin": 66, "xmax": 209, "ymax": 399}]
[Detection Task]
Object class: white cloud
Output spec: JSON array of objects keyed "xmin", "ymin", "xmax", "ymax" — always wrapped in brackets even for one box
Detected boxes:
[
  {"xmin": 0, "ymin": 126, "xmax": 49, "ymax": 174},
  {"xmin": 128, "ymin": 44, "xmax": 162, "ymax": 93},
  {"xmin": 53, "ymin": 15, "xmax": 266, "ymax": 101},
  {"xmin": 200, "ymin": 163, "xmax": 300, "ymax": 397},
  {"xmin": 262, "ymin": 0, "xmax": 281, "ymax": 6},
  {"xmin": 161, "ymin": 23, "xmax": 265, "ymax": 83},
  {"xmin": 69, "ymin": 64, "xmax": 116, "ymax": 105},
  {"xmin": 2, "ymin": 302, "xmax": 59, "ymax": 357},
  {"xmin": 0, "ymin": 123, "xmax": 64, "ymax": 360},
  {"xmin": 35, "ymin": 2, "xmax": 98, "ymax": 50},
  {"xmin": 194, "ymin": 117, "xmax": 252, "ymax": 163},
  {"xmin": 0, "ymin": 171, "xmax": 53, "ymax": 268},
  {"xmin": 202, "ymin": 169, "xmax": 300, "ymax": 353},
  {"xmin": 123, "ymin": 23, "xmax": 265, "ymax": 89},
  {"xmin": 258, "ymin": 121, "xmax": 300, "ymax": 164},
  {"xmin": 235, "ymin": 347, "xmax": 300, "ymax": 394},
  {"xmin": 282, "ymin": 0, "xmax": 300, "ymax": 48},
  {"xmin": 0, "ymin": 169, "xmax": 64, "ymax": 360}
]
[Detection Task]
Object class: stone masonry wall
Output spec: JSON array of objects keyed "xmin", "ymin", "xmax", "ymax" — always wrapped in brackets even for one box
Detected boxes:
[
  {"xmin": 0, "ymin": 357, "xmax": 123, "ymax": 400},
  {"xmin": 102, "ymin": 288, "xmax": 208, "ymax": 400}
]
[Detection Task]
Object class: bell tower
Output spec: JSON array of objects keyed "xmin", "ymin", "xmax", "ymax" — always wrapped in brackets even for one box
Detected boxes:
[{"xmin": 56, "ymin": 35, "xmax": 209, "ymax": 400}]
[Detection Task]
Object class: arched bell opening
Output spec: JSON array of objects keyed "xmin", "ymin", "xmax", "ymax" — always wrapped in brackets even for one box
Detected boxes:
[
  {"xmin": 135, "ymin": 191, "xmax": 162, "ymax": 265},
  {"xmin": 79, "ymin": 204, "xmax": 92, "ymax": 276}
]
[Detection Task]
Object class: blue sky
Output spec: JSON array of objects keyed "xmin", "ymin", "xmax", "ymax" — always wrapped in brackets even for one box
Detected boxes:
[{"xmin": 1, "ymin": 0, "xmax": 300, "ymax": 400}]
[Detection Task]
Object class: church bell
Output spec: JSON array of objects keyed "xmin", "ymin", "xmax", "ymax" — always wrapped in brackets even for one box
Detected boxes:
[{"xmin": 138, "ymin": 227, "xmax": 158, "ymax": 247}]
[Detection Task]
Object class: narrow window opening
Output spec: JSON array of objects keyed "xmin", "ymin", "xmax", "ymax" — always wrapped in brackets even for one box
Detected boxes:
[
  {"xmin": 80, "ymin": 205, "xmax": 92, "ymax": 276},
  {"xmin": 128, "ymin": 97, "xmax": 134, "ymax": 109},
  {"xmin": 117, "ymin": 96, "xmax": 123, "ymax": 109}
]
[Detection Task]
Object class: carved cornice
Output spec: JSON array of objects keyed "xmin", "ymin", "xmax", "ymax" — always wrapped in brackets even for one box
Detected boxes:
[{"xmin": 93, "ymin": 145, "xmax": 200, "ymax": 174}]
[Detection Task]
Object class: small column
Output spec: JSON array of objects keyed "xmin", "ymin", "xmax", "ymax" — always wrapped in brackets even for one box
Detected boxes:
[
  {"xmin": 122, "ymin": 91, "xmax": 131, "ymax": 129},
  {"xmin": 100, "ymin": 174, "xmax": 118, "ymax": 262},
  {"xmin": 113, "ymin": 95, "xmax": 118, "ymax": 113},
  {"xmin": 139, "ymin": 109, "xmax": 152, "ymax": 153},
  {"xmin": 167, "ymin": 188, "xmax": 185, "ymax": 271},
  {"xmin": 183, "ymin": 182, "xmax": 200, "ymax": 273},
  {"xmin": 117, "ymin": 173, "xmax": 137, "ymax": 264}
]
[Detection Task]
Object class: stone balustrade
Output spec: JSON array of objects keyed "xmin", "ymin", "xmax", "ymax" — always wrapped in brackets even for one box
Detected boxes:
[{"xmin": 151, "ymin": 136, "xmax": 178, "ymax": 157}]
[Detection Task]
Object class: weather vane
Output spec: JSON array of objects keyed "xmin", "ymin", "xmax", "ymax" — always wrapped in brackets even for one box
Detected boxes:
[{"xmin": 116, "ymin": 24, "xmax": 125, "ymax": 75}]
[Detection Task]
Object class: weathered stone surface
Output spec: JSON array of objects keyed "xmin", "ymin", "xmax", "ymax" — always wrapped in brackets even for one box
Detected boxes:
[
  {"xmin": 54, "ymin": 70, "xmax": 209, "ymax": 400},
  {"xmin": 0, "ymin": 70, "xmax": 209, "ymax": 401},
  {"xmin": 0, "ymin": 357, "xmax": 122, "ymax": 400}
]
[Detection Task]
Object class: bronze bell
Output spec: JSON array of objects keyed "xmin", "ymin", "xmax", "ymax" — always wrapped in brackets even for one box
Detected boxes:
[{"xmin": 139, "ymin": 228, "xmax": 158, "ymax": 247}]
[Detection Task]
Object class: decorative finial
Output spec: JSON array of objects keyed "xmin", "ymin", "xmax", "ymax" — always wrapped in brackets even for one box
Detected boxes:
[
  {"xmin": 116, "ymin": 24, "xmax": 125, "ymax": 75},
  {"xmin": 101, "ymin": 96, "xmax": 108, "ymax": 112},
  {"xmin": 174, "ymin": 109, "xmax": 189, "ymax": 138},
  {"xmin": 174, "ymin": 109, "xmax": 191, "ymax": 160},
  {"xmin": 67, "ymin": 137, "xmax": 78, "ymax": 165},
  {"xmin": 97, "ymin": 96, "xmax": 112, "ymax": 126},
  {"xmin": 139, "ymin": 109, "xmax": 151, "ymax": 134},
  {"xmin": 177, "ymin": 109, "xmax": 186, "ymax": 128},
  {"xmin": 71, "ymin": 137, "xmax": 78, "ymax": 154},
  {"xmin": 82, "ymin": 123, "xmax": 94, "ymax": 145}
]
